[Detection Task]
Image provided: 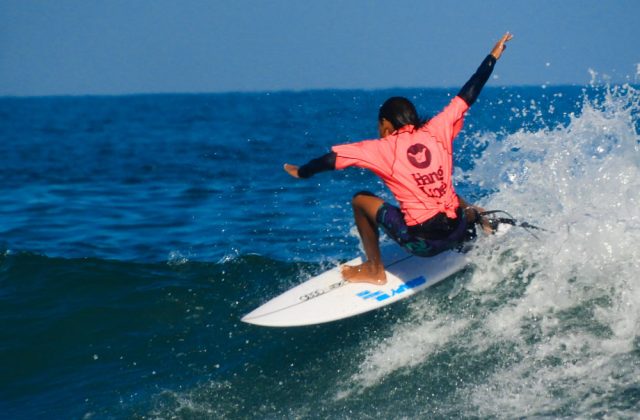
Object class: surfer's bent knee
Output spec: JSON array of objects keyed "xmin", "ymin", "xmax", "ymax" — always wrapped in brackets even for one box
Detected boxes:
[
  {"xmin": 351, "ymin": 191, "xmax": 379, "ymax": 209},
  {"xmin": 352, "ymin": 191, "xmax": 377, "ymax": 200}
]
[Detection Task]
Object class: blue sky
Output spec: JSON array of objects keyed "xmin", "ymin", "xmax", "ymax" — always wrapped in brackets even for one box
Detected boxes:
[{"xmin": 1, "ymin": 0, "xmax": 639, "ymax": 96}]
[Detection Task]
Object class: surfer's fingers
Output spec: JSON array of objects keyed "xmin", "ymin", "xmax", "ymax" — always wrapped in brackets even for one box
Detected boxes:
[
  {"xmin": 283, "ymin": 163, "xmax": 300, "ymax": 178},
  {"xmin": 500, "ymin": 33, "xmax": 513, "ymax": 50},
  {"xmin": 491, "ymin": 32, "xmax": 513, "ymax": 59}
]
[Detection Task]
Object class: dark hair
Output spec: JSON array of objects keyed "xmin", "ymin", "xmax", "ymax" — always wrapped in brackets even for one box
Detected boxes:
[{"xmin": 378, "ymin": 97, "xmax": 424, "ymax": 130}]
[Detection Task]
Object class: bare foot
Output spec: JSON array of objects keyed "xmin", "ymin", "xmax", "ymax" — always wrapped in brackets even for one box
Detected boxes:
[
  {"xmin": 464, "ymin": 206, "xmax": 494, "ymax": 235},
  {"xmin": 341, "ymin": 261, "xmax": 387, "ymax": 285},
  {"xmin": 479, "ymin": 215, "xmax": 495, "ymax": 234}
]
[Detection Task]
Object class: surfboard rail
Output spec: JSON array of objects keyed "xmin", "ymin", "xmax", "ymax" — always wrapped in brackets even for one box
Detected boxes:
[{"xmin": 241, "ymin": 244, "xmax": 469, "ymax": 327}]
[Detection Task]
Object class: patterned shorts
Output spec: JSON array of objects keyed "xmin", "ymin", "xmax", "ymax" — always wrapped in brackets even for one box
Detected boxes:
[{"xmin": 375, "ymin": 203, "xmax": 470, "ymax": 257}]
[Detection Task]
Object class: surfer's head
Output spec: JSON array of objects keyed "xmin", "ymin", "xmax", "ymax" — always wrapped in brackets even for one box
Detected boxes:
[{"xmin": 378, "ymin": 97, "xmax": 422, "ymax": 137}]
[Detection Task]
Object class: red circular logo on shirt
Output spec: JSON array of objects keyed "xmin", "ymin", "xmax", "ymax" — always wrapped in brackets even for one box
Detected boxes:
[{"xmin": 407, "ymin": 144, "xmax": 431, "ymax": 168}]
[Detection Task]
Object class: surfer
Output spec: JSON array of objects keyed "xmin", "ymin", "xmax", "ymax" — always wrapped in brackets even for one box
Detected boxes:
[{"xmin": 284, "ymin": 32, "xmax": 513, "ymax": 285}]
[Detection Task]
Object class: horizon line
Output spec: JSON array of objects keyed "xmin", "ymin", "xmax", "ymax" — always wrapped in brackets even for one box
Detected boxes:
[{"xmin": 2, "ymin": 82, "xmax": 636, "ymax": 100}]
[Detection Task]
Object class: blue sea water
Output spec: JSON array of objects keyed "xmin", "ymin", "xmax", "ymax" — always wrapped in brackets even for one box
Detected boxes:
[{"xmin": 1, "ymin": 84, "xmax": 639, "ymax": 418}]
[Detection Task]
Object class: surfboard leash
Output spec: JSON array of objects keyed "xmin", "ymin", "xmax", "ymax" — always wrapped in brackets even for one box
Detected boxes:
[{"xmin": 479, "ymin": 210, "xmax": 551, "ymax": 240}]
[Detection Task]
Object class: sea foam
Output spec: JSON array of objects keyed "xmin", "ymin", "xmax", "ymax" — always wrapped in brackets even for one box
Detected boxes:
[{"xmin": 347, "ymin": 84, "xmax": 640, "ymax": 417}]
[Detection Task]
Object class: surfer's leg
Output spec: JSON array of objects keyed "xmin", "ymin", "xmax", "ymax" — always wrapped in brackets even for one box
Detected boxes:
[{"xmin": 341, "ymin": 192, "xmax": 387, "ymax": 285}]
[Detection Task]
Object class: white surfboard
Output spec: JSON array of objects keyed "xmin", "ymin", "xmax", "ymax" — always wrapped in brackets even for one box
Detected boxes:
[{"xmin": 242, "ymin": 243, "xmax": 470, "ymax": 327}]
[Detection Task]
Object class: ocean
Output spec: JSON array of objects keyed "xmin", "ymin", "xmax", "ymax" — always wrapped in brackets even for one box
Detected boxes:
[{"xmin": 1, "ymin": 84, "xmax": 639, "ymax": 418}]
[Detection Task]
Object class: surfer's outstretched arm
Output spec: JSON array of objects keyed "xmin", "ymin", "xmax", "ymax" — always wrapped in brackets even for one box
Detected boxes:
[
  {"xmin": 457, "ymin": 32, "xmax": 512, "ymax": 106},
  {"xmin": 284, "ymin": 152, "xmax": 336, "ymax": 179},
  {"xmin": 452, "ymin": 33, "xmax": 512, "ymax": 232}
]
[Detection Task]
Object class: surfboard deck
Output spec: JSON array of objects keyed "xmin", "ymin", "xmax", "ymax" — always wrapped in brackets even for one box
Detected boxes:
[{"xmin": 241, "ymin": 243, "xmax": 470, "ymax": 327}]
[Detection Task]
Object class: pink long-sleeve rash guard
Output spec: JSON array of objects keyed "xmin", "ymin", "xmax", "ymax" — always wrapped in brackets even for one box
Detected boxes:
[{"xmin": 332, "ymin": 96, "xmax": 469, "ymax": 226}]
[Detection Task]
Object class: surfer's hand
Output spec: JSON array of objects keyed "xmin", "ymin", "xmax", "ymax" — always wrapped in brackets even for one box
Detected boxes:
[
  {"xmin": 490, "ymin": 32, "xmax": 513, "ymax": 60},
  {"xmin": 284, "ymin": 163, "xmax": 300, "ymax": 178}
]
